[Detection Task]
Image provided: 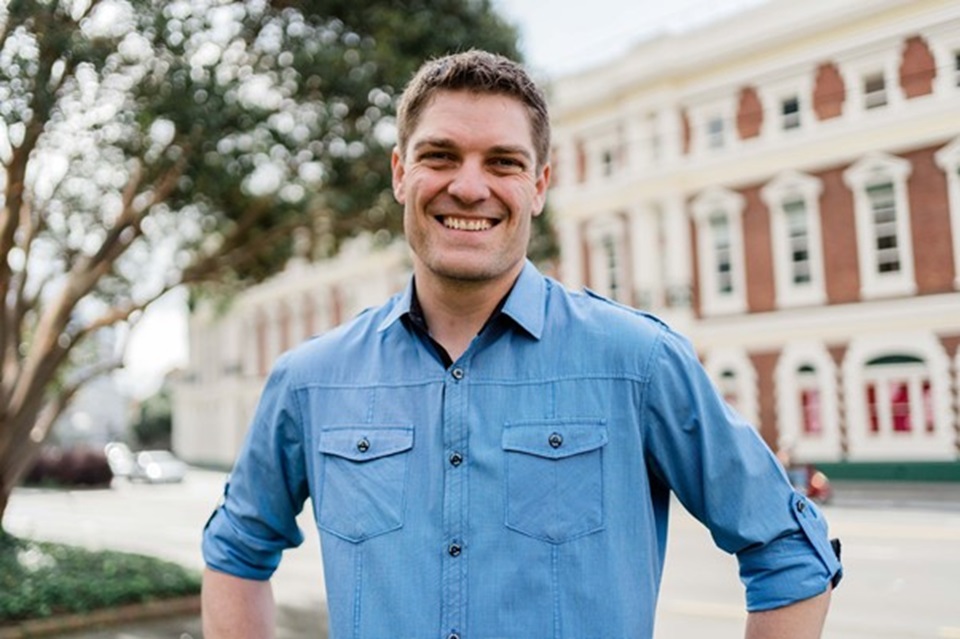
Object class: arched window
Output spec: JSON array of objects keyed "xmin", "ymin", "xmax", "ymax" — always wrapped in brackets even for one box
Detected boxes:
[
  {"xmin": 775, "ymin": 342, "xmax": 841, "ymax": 462},
  {"xmin": 843, "ymin": 335, "xmax": 953, "ymax": 460},
  {"xmin": 704, "ymin": 348, "xmax": 758, "ymax": 426}
]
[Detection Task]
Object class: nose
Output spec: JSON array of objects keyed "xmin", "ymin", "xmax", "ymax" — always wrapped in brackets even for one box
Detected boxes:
[{"xmin": 446, "ymin": 159, "xmax": 490, "ymax": 205}]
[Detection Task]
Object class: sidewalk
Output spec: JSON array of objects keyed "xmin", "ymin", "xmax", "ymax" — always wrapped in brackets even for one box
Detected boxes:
[
  {"xmin": 829, "ymin": 479, "xmax": 960, "ymax": 511},
  {"xmin": 15, "ymin": 480, "xmax": 959, "ymax": 639},
  {"xmin": 16, "ymin": 604, "xmax": 325, "ymax": 639}
]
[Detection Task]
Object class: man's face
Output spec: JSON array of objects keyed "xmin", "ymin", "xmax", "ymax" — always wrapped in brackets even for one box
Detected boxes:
[{"xmin": 392, "ymin": 90, "xmax": 549, "ymax": 289}]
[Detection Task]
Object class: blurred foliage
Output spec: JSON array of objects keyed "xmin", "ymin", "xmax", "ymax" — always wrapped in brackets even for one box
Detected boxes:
[
  {"xmin": 0, "ymin": 533, "xmax": 200, "ymax": 623},
  {"xmin": 131, "ymin": 388, "xmax": 171, "ymax": 448},
  {"xmin": 0, "ymin": 0, "xmax": 532, "ymax": 521}
]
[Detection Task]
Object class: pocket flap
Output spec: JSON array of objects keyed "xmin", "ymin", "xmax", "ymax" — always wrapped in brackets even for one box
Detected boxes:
[
  {"xmin": 319, "ymin": 427, "xmax": 414, "ymax": 462},
  {"xmin": 502, "ymin": 422, "xmax": 608, "ymax": 460}
]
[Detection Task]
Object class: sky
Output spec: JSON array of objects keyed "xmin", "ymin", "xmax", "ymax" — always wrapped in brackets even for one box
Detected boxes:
[{"xmin": 118, "ymin": 0, "xmax": 769, "ymax": 399}]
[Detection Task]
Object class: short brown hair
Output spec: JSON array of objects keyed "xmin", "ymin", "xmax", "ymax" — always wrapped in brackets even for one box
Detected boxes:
[{"xmin": 395, "ymin": 50, "xmax": 550, "ymax": 171}]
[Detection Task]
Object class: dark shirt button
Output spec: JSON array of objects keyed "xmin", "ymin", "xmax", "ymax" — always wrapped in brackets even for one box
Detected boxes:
[
  {"xmin": 797, "ymin": 499, "xmax": 807, "ymax": 513},
  {"xmin": 548, "ymin": 432, "xmax": 563, "ymax": 448},
  {"xmin": 451, "ymin": 367, "xmax": 464, "ymax": 380},
  {"xmin": 448, "ymin": 634, "xmax": 460, "ymax": 639},
  {"xmin": 448, "ymin": 543, "xmax": 462, "ymax": 557},
  {"xmin": 449, "ymin": 452, "xmax": 463, "ymax": 467},
  {"xmin": 356, "ymin": 438, "xmax": 370, "ymax": 453}
]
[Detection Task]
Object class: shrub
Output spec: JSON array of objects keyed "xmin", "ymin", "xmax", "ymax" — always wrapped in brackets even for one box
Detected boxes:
[
  {"xmin": 0, "ymin": 533, "xmax": 201, "ymax": 623},
  {"xmin": 23, "ymin": 446, "xmax": 113, "ymax": 488}
]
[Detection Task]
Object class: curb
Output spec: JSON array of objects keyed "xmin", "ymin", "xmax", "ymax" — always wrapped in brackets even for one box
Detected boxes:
[{"xmin": 0, "ymin": 595, "xmax": 201, "ymax": 639}]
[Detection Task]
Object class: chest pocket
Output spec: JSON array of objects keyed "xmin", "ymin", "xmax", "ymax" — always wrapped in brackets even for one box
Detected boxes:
[
  {"xmin": 317, "ymin": 426, "xmax": 413, "ymax": 543},
  {"xmin": 502, "ymin": 420, "xmax": 607, "ymax": 543}
]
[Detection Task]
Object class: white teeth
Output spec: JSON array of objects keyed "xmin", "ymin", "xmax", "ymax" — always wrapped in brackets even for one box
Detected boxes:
[{"xmin": 442, "ymin": 217, "xmax": 493, "ymax": 231}]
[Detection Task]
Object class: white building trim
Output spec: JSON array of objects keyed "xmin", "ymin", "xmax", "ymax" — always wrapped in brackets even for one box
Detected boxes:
[
  {"xmin": 934, "ymin": 135, "xmax": 960, "ymax": 289},
  {"xmin": 691, "ymin": 187, "xmax": 747, "ymax": 316},
  {"xmin": 775, "ymin": 341, "xmax": 842, "ymax": 461},
  {"xmin": 843, "ymin": 152, "xmax": 916, "ymax": 299},
  {"xmin": 842, "ymin": 332, "xmax": 955, "ymax": 460},
  {"xmin": 703, "ymin": 347, "xmax": 759, "ymax": 427},
  {"xmin": 761, "ymin": 170, "xmax": 827, "ymax": 308}
]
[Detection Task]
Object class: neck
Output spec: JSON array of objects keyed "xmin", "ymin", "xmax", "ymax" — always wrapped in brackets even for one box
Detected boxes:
[{"xmin": 414, "ymin": 263, "xmax": 522, "ymax": 362}]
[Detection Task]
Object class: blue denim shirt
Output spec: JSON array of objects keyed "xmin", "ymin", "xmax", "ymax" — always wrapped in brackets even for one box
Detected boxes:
[{"xmin": 203, "ymin": 261, "xmax": 841, "ymax": 639}]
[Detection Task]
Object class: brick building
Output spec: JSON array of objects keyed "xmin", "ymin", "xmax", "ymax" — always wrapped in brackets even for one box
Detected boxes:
[{"xmin": 548, "ymin": 0, "xmax": 960, "ymax": 476}]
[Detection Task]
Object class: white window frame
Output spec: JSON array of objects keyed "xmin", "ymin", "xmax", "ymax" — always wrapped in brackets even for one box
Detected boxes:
[
  {"xmin": 761, "ymin": 171, "xmax": 827, "ymax": 308},
  {"xmin": 759, "ymin": 74, "xmax": 814, "ymax": 141},
  {"xmin": 585, "ymin": 214, "xmax": 630, "ymax": 303},
  {"xmin": 839, "ymin": 50, "xmax": 903, "ymax": 118},
  {"xmin": 934, "ymin": 136, "xmax": 960, "ymax": 288},
  {"xmin": 842, "ymin": 333, "xmax": 954, "ymax": 461},
  {"xmin": 862, "ymin": 71, "xmax": 888, "ymax": 110},
  {"xmin": 775, "ymin": 342, "xmax": 841, "ymax": 462},
  {"xmin": 843, "ymin": 153, "xmax": 916, "ymax": 299},
  {"xmin": 688, "ymin": 97, "xmax": 737, "ymax": 156},
  {"xmin": 692, "ymin": 187, "xmax": 747, "ymax": 316},
  {"xmin": 703, "ymin": 347, "xmax": 758, "ymax": 427}
]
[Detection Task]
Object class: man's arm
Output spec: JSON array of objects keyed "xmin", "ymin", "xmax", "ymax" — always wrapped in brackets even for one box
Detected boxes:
[
  {"xmin": 745, "ymin": 588, "xmax": 832, "ymax": 639},
  {"xmin": 202, "ymin": 567, "xmax": 276, "ymax": 639}
]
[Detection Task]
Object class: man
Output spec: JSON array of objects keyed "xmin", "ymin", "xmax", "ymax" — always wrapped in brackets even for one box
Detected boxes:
[{"xmin": 202, "ymin": 50, "xmax": 842, "ymax": 639}]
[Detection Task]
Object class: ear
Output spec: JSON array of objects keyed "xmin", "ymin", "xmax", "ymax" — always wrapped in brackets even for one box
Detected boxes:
[
  {"xmin": 531, "ymin": 162, "xmax": 551, "ymax": 217},
  {"xmin": 391, "ymin": 146, "xmax": 406, "ymax": 204}
]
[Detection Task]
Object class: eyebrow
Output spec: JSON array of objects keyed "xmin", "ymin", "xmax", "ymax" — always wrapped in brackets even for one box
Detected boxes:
[{"xmin": 412, "ymin": 137, "xmax": 534, "ymax": 163}]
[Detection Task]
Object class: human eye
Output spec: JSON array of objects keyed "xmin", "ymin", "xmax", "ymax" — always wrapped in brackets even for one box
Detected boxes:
[
  {"xmin": 490, "ymin": 156, "xmax": 526, "ymax": 173},
  {"xmin": 417, "ymin": 148, "xmax": 457, "ymax": 166}
]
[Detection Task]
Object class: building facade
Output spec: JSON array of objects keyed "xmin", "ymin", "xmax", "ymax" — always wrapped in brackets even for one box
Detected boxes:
[
  {"xmin": 548, "ymin": 0, "xmax": 960, "ymax": 474},
  {"xmin": 172, "ymin": 238, "xmax": 410, "ymax": 466}
]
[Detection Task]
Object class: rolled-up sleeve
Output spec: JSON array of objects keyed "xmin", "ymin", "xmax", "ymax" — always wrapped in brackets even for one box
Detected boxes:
[
  {"xmin": 641, "ymin": 327, "xmax": 842, "ymax": 610},
  {"xmin": 202, "ymin": 352, "xmax": 309, "ymax": 581}
]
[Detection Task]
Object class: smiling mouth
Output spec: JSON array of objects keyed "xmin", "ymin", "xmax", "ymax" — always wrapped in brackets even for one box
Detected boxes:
[{"xmin": 438, "ymin": 216, "xmax": 498, "ymax": 231}]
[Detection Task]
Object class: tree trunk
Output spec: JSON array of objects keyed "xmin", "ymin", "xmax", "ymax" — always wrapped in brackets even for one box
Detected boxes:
[{"xmin": 0, "ymin": 417, "xmax": 44, "ymax": 535}]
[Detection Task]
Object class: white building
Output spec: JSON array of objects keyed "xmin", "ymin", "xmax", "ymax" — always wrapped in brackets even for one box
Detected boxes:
[
  {"xmin": 172, "ymin": 237, "xmax": 410, "ymax": 466},
  {"xmin": 548, "ymin": 0, "xmax": 960, "ymax": 478}
]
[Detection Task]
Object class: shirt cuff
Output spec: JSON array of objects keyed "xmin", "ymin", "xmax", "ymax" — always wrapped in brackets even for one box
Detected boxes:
[
  {"xmin": 738, "ymin": 493, "xmax": 843, "ymax": 611},
  {"xmin": 202, "ymin": 502, "xmax": 299, "ymax": 581}
]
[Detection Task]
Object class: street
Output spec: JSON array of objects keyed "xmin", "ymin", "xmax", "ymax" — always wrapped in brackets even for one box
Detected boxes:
[{"xmin": 4, "ymin": 469, "xmax": 960, "ymax": 638}]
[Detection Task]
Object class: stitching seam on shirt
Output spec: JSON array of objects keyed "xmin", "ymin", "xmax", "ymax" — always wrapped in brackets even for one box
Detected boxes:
[
  {"xmin": 552, "ymin": 544, "xmax": 561, "ymax": 639},
  {"xmin": 353, "ymin": 546, "xmax": 362, "ymax": 639}
]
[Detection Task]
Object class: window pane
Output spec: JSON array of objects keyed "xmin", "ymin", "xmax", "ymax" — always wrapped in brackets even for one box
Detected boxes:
[
  {"xmin": 602, "ymin": 235, "xmax": 620, "ymax": 301},
  {"xmin": 783, "ymin": 198, "xmax": 812, "ymax": 284},
  {"xmin": 710, "ymin": 214, "xmax": 733, "ymax": 294},
  {"xmin": 782, "ymin": 96, "xmax": 801, "ymax": 130},
  {"xmin": 889, "ymin": 381, "xmax": 911, "ymax": 432},
  {"xmin": 708, "ymin": 117, "xmax": 725, "ymax": 149},
  {"xmin": 867, "ymin": 182, "xmax": 900, "ymax": 274},
  {"xmin": 800, "ymin": 388, "xmax": 822, "ymax": 435},
  {"xmin": 864, "ymin": 73, "xmax": 887, "ymax": 109}
]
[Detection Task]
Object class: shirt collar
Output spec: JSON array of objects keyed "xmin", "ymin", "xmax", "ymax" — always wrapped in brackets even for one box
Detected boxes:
[{"xmin": 377, "ymin": 260, "xmax": 545, "ymax": 341}]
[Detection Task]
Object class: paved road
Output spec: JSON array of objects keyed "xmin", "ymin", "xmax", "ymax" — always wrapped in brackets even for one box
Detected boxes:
[{"xmin": 4, "ymin": 470, "xmax": 960, "ymax": 638}]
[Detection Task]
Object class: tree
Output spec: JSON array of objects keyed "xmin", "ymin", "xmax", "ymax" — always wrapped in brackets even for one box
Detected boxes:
[{"xmin": 0, "ymin": 0, "xmax": 522, "ymax": 527}]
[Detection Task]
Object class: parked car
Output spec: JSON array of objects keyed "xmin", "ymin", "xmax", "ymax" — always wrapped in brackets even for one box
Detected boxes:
[
  {"xmin": 106, "ymin": 443, "xmax": 186, "ymax": 484},
  {"xmin": 131, "ymin": 449, "xmax": 187, "ymax": 483},
  {"xmin": 104, "ymin": 442, "xmax": 136, "ymax": 478}
]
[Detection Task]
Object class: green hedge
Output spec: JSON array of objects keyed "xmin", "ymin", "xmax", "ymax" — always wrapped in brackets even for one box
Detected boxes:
[{"xmin": 0, "ymin": 533, "xmax": 201, "ymax": 623}]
